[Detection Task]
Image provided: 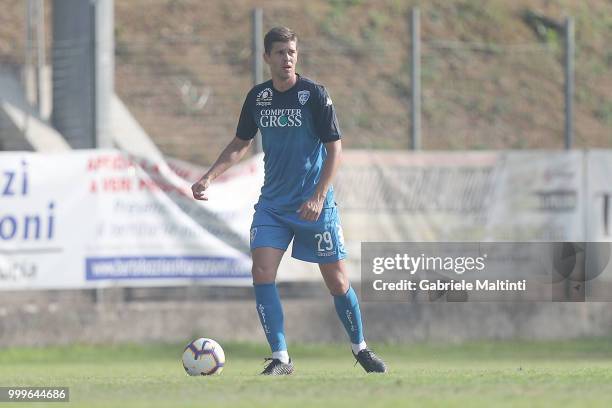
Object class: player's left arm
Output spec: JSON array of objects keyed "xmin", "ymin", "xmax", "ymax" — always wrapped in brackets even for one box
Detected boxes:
[{"xmin": 297, "ymin": 139, "xmax": 342, "ymax": 221}]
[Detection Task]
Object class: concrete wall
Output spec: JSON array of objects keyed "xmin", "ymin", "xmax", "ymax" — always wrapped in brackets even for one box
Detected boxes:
[{"xmin": 1, "ymin": 286, "xmax": 610, "ymax": 347}]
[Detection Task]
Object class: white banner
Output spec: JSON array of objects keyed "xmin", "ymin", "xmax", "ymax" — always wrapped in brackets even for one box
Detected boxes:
[
  {"xmin": 332, "ymin": 151, "xmax": 588, "ymax": 281},
  {"xmin": 336, "ymin": 150, "xmax": 585, "ymax": 243},
  {"xmin": 1, "ymin": 149, "xmax": 608, "ymax": 289},
  {"xmin": 0, "ymin": 150, "xmax": 262, "ymax": 289},
  {"xmin": 586, "ymin": 150, "xmax": 612, "ymax": 241}
]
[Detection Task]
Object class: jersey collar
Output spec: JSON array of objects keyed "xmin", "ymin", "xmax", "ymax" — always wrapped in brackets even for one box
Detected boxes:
[{"xmin": 272, "ymin": 73, "xmax": 301, "ymax": 94}]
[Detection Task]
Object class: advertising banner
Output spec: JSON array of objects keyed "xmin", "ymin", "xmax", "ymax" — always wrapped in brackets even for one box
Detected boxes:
[
  {"xmin": 1, "ymin": 149, "xmax": 608, "ymax": 289},
  {"xmin": 334, "ymin": 150, "xmax": 586, "ymax": 281},
  {"xmin": 0, "ymin": 150, "xmax": 260, "ymax": 289}
]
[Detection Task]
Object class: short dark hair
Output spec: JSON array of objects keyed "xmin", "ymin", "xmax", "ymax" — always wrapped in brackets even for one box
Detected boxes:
[{"xmin": 264, "ymin": 27, "xmax": 297, "ymax": 54}]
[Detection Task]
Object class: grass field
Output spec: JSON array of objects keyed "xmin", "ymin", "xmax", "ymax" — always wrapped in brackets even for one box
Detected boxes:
[{"xmin": 1, "ymin": 339, "xmax": 612, "ymax": 408}]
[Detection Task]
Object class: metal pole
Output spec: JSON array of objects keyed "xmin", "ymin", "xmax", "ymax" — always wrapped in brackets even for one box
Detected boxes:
[
  {"xmin": 94, "ymin": 0, "xmax": 114, "ymax": 148},
  {"xmin": 252, "ymin": 8, "xmax": 264, "ymax": 153},
  {"xmin": 24, "ymin": 0, "xmax": 34, "ymax": 137},
  {"xmin": 35, "ymin": 0, "xmax": 45, "ymax": 117},
  {"xmin": 25, "ymin": 0, "xmax": 33, "ymax": 104},
  {"xmin": 564, "ymin": 16, "xmax": 574, "ymax": 150},
  {"xmin": 410, "ymin": 7, "xmax": 421, "ymax": 150}
]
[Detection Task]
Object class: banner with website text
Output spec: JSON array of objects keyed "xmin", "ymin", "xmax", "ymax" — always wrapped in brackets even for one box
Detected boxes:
[
  {"xmin": 1, "ymin": 149, "xmax": 610, "ymax": 289},
  {"xmin": 0, "ymin": 150, "xmax": 261, "ymax": 289}
]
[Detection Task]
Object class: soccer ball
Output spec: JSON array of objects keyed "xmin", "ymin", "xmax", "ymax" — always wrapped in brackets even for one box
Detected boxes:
[{"xmin": 182, "ymin": 337, "xmax": 225, "ymax": 376}]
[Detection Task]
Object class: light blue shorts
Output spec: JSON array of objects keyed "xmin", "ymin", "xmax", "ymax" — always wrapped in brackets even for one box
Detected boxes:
[{"xmin": 250, "ymin": 203, "xmax": 347, "ymax": 264}]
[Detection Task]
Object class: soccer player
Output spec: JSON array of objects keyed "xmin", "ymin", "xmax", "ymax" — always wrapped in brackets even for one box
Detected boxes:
[{"xmin": 191, "ymin": 26, "xmax": 386, "ymax": 375}]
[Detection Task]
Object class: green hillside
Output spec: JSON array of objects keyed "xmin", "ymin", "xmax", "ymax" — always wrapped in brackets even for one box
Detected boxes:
[{"xmin": 1, "ymin": 1, "xmax": 610, "ymax": 164}]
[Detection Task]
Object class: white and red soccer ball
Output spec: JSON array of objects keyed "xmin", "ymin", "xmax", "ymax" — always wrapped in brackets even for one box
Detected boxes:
[{"xmin": 182, "ymin": 338, "xmax": 225, "ymax": 376}]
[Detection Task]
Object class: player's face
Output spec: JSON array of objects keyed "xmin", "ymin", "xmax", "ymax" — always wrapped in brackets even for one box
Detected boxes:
[{"xmin": 264, "ymin": 40, "xmax": 298, "ymax": 81}]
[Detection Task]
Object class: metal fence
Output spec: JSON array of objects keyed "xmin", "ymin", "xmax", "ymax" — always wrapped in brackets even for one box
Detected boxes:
[
  {"xmin": 1, "ymin": 2, "xmax": 609, "ymax": 165},
  {"xmin": 420, "ymin": 38, "xmax": 565, "ymax": 150},
  {"xmin": 111, "ymin": 7, "xmax": 580, "ymax": 165}
]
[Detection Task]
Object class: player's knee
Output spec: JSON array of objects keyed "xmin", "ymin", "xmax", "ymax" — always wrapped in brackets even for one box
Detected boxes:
[
  {"xmin": 251, "ymin": 263, "xmax": 276, "ymax": 284},
  {"xmin": 326, "ymin": 274, "xmax": 349, "ymax": 296}
]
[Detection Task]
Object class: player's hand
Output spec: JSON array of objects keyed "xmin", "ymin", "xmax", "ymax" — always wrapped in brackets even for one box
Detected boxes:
[
  {"xmin": 297, "ymin": 195, "xmax": 324, "ymax": 221},
  {"xmin": 191, "ymin": 176, "xmax": 211, "ymax": 201}
]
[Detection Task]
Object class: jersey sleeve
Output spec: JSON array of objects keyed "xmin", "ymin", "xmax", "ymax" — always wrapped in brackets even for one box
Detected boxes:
[
  {"xmin": 235, "ymin": 90, "xmax": 258, "ymax": 140},
  {"xmin": 312, "ymin": 85, "xmax": 341, "ymax": 143}
]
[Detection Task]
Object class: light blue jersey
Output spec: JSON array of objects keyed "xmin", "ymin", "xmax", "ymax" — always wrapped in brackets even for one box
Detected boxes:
[{"xmin": 236, "ymin": 75, "xmax": 341, "ymax": 211}]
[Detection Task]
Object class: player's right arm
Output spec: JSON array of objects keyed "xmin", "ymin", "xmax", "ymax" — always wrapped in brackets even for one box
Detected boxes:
[
  {"xmin": 191, "ymin": 136, "xmax": 252, "ymax": 201},
  {"xmin": 192, "ymin": 89, "xmax": 258, "ymax": 201}
]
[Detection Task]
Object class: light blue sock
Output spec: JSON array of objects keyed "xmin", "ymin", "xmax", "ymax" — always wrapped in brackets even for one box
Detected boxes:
[
  {"xmin": 333, "ymin": 286, "xmax": 365, "ymax": 345},
  {"xmin": 254, "ymin": 283, "xmax": 287, "ymax": 353}
]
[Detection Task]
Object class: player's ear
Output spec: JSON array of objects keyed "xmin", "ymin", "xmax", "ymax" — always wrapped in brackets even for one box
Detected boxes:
[{"xmin": 263, "ymin": 51, "xmax": 270, "ymax": 64}]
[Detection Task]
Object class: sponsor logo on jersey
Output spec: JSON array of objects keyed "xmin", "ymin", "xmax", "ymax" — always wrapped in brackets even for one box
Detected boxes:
[
  {"xmin": 297, "ymin": 90, "xmax": 310, "ymax": 106},
  {"xmin": 256, "ymin": 88, "xmax": 273, "ymax": 106},
  {"xmin": 259, "ymin": 108, "xmax": 303, "ymax": 128}
]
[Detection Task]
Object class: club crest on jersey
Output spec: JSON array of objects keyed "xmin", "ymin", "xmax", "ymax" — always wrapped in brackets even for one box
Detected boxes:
[
  {"xmin": 256, "ymin": 88, "xmax": 273, "ymax": 106},
  {"xmin": 297, "ymin": 90, "xmax": 310, "ymax": 106}
]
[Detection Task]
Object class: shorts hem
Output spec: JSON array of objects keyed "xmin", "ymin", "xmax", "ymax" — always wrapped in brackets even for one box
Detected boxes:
[
  {"xmin": 291, "ymin": 253, "xmax": 347, "ymax": 264},
  {"xmin": 250, "ymin": 243, "xmax": 289, "ymax": 252}
]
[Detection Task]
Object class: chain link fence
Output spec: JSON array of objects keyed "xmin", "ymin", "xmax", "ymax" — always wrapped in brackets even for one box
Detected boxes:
[
  {"xmin": 1, "ymin": 1, "xmax": 610, "ymax": 164},
  {"xmin": 114, "ymin": 37, "xmax": 568, "ymax": 163},
  {"xmin": 112, "ymin": 8, "xmax": 583, "ymax": 164},
  {"xmin": 421, "ymin": 40, "xmax": 564, "ymax": 149}
]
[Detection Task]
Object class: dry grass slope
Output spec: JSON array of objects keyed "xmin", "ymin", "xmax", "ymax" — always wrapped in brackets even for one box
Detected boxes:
[{"xmin": 1, "ymin": 0, "xmax": 610, "ymax": 164}]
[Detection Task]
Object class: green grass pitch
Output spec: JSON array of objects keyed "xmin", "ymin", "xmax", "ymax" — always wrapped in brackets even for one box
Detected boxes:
[{"xmin": 1, "ymin": 339, "xmax": 612, "ymax": 407}]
